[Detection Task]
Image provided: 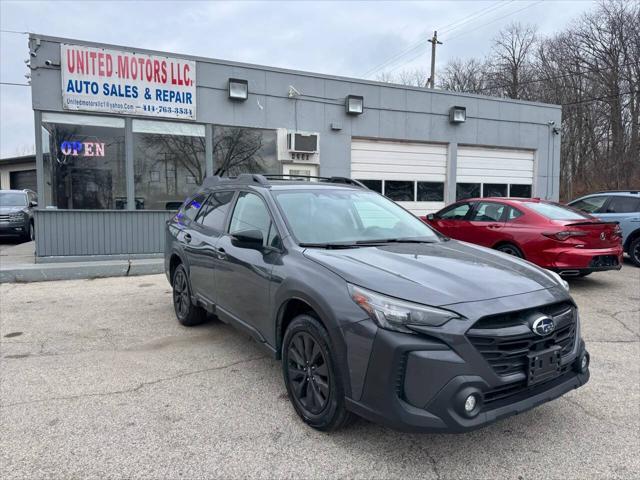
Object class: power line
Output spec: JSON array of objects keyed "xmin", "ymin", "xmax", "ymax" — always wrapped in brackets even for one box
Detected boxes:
[
  {"xmin": 361, "ymin": 39, "xmax": 428, "ymax": 79},
  {"xmin": 445, "ymin": 0, "xmax": 544, "ymax": 42},
  {"xmin": 561, "ymin": 90, "xmax": 639, "ymax": 106},
  {"xmin": 362, "ymin": 0, "xmax": 523, "ymax": 80},
  {"xmin": 439, "ymin": 1, "xmax": 515, "ymax": 36},
  {"xmin": 0, "ymin": 82, "xmax": 30, "ymax": 87},
  {"xmin": 460, "ymin": 61, "xmax": 636, "ymax": 94}
]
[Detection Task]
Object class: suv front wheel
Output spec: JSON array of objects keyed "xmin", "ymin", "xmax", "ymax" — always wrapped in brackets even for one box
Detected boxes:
[{"xmin": 282, "ymin": 314, "xmax": 353, "ymax": 431}]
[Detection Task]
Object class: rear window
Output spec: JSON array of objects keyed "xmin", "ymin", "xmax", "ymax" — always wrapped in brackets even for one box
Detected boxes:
[{"xmin": 524, "ymin": 202, "xmax": 590, "ymax": 220}]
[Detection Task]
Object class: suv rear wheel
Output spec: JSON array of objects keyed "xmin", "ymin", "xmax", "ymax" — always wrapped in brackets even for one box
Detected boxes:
[
  {"xmin": 172, "ymin": 264, "xmax": 207, "ymax": 326},
  {"xmin": 282, "ymin": 314, "xmax": 353, "ymax": 431}
]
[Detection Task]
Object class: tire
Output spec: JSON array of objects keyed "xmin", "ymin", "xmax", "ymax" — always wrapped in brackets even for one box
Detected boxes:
[
  {"xmin": 495, "ymin": 243, "xmax": 524, "ymax": 258},
  {"xmin": 23, "ymin": 222, "xmax": 34, "ymax": 242},
  {"xmin": 171, "ymin": 264, "xmax": 207, "ymax": 326},
  {"xmin": 282, "ymin": 314, "xmax": 354, "ymax": 431},
  {"xmin": 629, "ymin": 237, "xmax": 640, "ymax": 267}
]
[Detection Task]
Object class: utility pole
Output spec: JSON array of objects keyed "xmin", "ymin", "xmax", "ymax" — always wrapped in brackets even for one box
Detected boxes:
[{"xmin": 427, "ymin": 31, "xmax": 442, "ymax": 89}]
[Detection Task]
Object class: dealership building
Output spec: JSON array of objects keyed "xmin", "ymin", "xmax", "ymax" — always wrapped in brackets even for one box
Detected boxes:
[{"xmin": 27, "ymin": 33, "xmax": 561, "ymax": 260}]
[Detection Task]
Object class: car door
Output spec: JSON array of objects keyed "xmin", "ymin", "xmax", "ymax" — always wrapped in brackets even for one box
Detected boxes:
[
  {"xmin": 595, "ymin": 196, "xmax": 640, "ymax": 244},
  {"xmin": 188, "ymin": 190, "xmax": 236, "ymax": 303},
  {"xmin": 175, "ymin": 193, "xmax": 206, "ymax": 285},
  {"xmin": 213, "ymin": 191, "xmax": 282, "ymax": 341},
  {"xmin": 466, "ymin": 201, "xmax": 508, "ymax": 246},
  {"xmin": 430, "ymin": 202, "xmax": 474, "ymax": 241}
]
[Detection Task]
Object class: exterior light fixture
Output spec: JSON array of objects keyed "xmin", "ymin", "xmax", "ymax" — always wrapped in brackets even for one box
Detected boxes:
[
  {"xmin": 449, "ymin": 106, "xmax": 466, "ymax": 124},
  {"xmin": 228, "ymin": 78, "xmax": 248, "ymax": 101},
  {"xmin": 346, "ymin": 95, "xmax": 364, "ymax": 115}
]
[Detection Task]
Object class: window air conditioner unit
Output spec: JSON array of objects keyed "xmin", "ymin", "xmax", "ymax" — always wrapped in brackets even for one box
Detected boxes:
[{"xmin": 287, "ymin": 132, "xmax": 319, "ymax": 153}]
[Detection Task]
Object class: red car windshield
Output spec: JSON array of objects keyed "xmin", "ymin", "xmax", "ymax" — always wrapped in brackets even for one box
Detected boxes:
[{"xmin": 524, "ymin": 202, "xmax": 590, "ymax": 220}]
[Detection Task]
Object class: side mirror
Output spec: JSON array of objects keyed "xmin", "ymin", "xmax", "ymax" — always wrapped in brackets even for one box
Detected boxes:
[
  {"xmin": 426, "ymin": 213, "xmax": 435, "ymax": 221},
  {"xmin": 231, "ymin": 229, "xmax": 264, "ymax": 250},
  {"xmin": 29, "ymin": 200, "xmax": 38, "ymax": 207}
]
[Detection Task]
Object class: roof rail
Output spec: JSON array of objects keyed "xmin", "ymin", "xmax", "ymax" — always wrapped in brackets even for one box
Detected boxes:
[
  {"xmin": 260, "ymin": 174, "xmax": 367, "ymax": 189},
  {"xmin": 590, "ymin": 189, "xmax": 639, "ymax": 195},
  {"xmin": 201, "ymin": 174, "xmax": 269, "ymax": 188}
]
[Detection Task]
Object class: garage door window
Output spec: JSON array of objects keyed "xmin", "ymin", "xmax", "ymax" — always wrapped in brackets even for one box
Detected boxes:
[
  {"xmin": 385, "ymin": 181, "xmax": 414, "ymax": 201},
  {"xmin": 357, "ymin": 180, "xmax": 382, "ymax": 193},
  {"xmin": 509, "ymin": 184, "xmax": 532, "ymax": 198},
  {"xmin": 456, "ymin": 183, "xmax": 480, "ymax": 201},
  {"xmin": 483, "ymin": 184, "xmax": 508, "ymax": 198},
  {"xmin": 417, "ymin": 182, "xmax": 444, "ymax": 201}
]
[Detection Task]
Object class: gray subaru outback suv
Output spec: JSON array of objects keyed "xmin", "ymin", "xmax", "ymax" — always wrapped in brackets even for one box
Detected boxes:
[{"xmin": 165, "ymin": 174, "xmax": 590, "ymax": 432}]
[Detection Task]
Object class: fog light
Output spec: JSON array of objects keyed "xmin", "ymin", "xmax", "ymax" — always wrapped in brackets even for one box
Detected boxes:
[
  {"xmin": 464, "ymin": 394, "xmax": 477, "ymax": 413},
  {"xmin": 574, "ymin": 352, "xmax": 589, "ymax": 373}
]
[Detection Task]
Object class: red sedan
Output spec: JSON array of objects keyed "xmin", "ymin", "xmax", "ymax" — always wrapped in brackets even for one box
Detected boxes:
[{"xmin": 421, "ymin": 198, "xmax": 623, "ymax": 276}]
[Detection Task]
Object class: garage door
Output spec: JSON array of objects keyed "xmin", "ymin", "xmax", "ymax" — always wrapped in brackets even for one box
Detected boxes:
[
  {"xmin": 351, "ymin": 139, "xmax": 447, "ymax": 214},
  {"xmin": 10, "ymin": 169, "xmax": 37, "ymax": 192},
  {"xmin": 456, "ymin": 146, "xmax": 534, "ymax": 200}
]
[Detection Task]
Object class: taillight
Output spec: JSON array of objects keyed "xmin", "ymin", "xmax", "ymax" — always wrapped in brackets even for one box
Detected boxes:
[
  {"xmin": 612, "ymin": 224, "xmax": 622, "ymax": 239},
  {"xmin": 543, "ymin": 231, "xmax": 588, "ymax": 241}
]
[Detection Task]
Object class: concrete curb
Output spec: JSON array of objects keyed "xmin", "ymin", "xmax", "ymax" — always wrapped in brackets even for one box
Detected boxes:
[{"xmin": 0, "ymin": 258, "xmax": 164, "ymax": 283}]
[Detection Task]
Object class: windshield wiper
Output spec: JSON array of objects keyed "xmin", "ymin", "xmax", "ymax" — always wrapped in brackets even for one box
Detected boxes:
[
  {"xmin": 299, "ymin": 242, "xmax": 360, "ymax": 249},
  {"xmin": 354, "ymin": 238, "xmax": 437, "ymax": 245}
]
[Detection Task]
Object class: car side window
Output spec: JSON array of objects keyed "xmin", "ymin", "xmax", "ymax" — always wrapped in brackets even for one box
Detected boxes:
[
  {"xmin": 196, "ymin": 191, "xmax": 235, "ymax": 232},
  {"xmin": 229, "ymin": 192, "xmax": 278, "ymax": 248},
  {"xmin": 570, "ymin": 196, "xmax": 608, "ymax": 213},
  {"xmin": 605, "ymin": 196, "xmax": 640, "ymax": 214},
  {"xmin": 506, "ymin": 207, "xmax": 524, "ymax": 222},
  {"xmin": 177, "ymin": 194, "xmax": 205, "ymax": 223},
  {"xmin": 470, "ymin": 202, "xmax": 506, "ymax": 222},
  {"xmin": 439, "ymin": 203, "xmax": 471, "ymax": 220}
]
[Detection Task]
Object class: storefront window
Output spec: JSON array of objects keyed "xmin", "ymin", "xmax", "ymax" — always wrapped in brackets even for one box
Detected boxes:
[
  {"xmin": 42, "ymin": 114, "xmax": 126, "ymax": 209},
  {"xmin": 133, "ymin": 120, "xmax": 205, "ymax": 210},
  {"xmin": 456, "ymin": 183, "xmax": 480, "ymax": 201},
  {"xmin": 213, "ymin": 126, "xmax": 277, "ymax": 176}
]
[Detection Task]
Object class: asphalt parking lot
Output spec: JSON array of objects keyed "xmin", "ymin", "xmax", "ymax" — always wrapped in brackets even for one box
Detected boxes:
[{"xmin": 1, "ymin": 263, "xmax": 638, "ymax": 479}]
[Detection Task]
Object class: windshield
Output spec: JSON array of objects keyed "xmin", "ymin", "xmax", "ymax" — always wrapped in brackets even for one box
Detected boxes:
[
  {"xmin": 0, "ymin": 192, "xmax": 27, "ymax": 207},
  {"xmin": 273, "ymin": 189, "xmax": 440, "ymax": 245},
  {"xmin": 524, "ymin": 202, "xmax": 590, "ymax": 220}
]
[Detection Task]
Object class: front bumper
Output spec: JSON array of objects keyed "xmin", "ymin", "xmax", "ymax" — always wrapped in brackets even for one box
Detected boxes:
[
  {"xmin": 0, "ymin": 221, "xmax": 26, "ymax": 236},
  {"xmin": 345, "ymin": 323, "xmax": 589, "ymax": 433}
]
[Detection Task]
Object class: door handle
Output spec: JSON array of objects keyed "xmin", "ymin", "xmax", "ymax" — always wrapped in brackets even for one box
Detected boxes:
[
  {"xmin": 184, "ymin": 233, "xmax": 192, "ymax": 243},
  {"xmin": 487, "ymin": 224, "xmax": 501, "ymax": 229}
]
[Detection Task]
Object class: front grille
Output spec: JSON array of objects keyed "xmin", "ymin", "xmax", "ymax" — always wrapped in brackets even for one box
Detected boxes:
[
  {"xmin": 483, "ymin": 365, "xmax": 572, "ymax": 406},
  {"xmin": 589, "ymin": 255, "xmax": 618, "ymax": 268},
  {"xmin": 467, "ymin": 302, "xmax": 576, "ymax": 377},
  {"xmin": 0, "ymin": 214, "xmax": 22, "ymax": 222}
]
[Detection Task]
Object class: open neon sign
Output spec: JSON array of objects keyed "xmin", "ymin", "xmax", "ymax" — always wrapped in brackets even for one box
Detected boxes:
[{"xmin": 60, "ymin": 141, "xmax": 105, "ymax": 157}]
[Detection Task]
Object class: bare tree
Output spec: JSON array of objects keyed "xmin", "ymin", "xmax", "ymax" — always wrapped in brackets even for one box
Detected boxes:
[
  {"xmin": 488, "ymin": 22, "xmax": 538, "ymax": 99},
  {"xmin": 437, "ymin": 1, "xmax": 640, "ymax": 200},
  {"xmin": 437, "ymin": 58, "xmax": 488, "ymax": 93},
  {"xmin": 375, "ymin": 68, "xmax": 429, "ymax": 87}
]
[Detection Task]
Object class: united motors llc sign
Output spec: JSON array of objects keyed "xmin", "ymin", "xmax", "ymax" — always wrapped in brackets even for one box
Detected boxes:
[{"xmin": 61, "ymin": 44, "xmax": 196, "ymax": 120}]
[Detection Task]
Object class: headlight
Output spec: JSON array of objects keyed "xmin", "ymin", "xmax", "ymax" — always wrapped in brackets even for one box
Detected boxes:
[
  {"xmin": 546, "ymin": 269, "xmax": 570, "ymax": 292},
  {"xmin": 348, "ymin": 284, "xmax": 460, "ymax": 333}
]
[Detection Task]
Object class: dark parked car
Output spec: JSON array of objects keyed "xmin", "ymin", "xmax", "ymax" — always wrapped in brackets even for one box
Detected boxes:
[
  {"xmin": 0, "ymin": 189, "xmax": 37, "ymax": 241},
  {"xmin": 165, "ymin": 174, "xmax": 590, "ymax": 432},
  {"xmin": 568, "ymin": 191, "xmax": 640, "ymax": 266},
  {"xmin": 422, "ymin": 198, "xmax": 623, "ymax": 277}
]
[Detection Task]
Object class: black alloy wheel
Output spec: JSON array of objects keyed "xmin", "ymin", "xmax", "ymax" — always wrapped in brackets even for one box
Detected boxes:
[
  {"xmin": 630, "ymin": 237, "xmax": 640, "ymax": 267},
  {"xmin": 172, "ymin": 264, "xmax": 207, "ymax": 326},
  {"xmin": 287, "ymin": 332, "xmax": 330, "ymax": 414},
  {"xmin": 496, "ymin": 243, "xmax": 524, "ymax": 258},
  {"xmin": 282, "ymin": 314, "xmax": 353, "ymax": 431}
]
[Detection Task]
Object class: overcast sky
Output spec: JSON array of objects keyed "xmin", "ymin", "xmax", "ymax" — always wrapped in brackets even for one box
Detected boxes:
[{"xmin": 0, "ymin": 0, "xmax": 596, "ymax": 158}]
